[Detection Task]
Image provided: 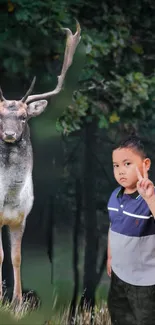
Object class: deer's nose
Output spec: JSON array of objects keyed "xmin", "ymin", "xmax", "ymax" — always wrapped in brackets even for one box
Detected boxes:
[
  {"xmin": 3, "ymin": 131, "xmax": 17, "ymax": 142},
  {"xmin": 4, "ymin": 131, "xmax": 16, "ymax": 138}
]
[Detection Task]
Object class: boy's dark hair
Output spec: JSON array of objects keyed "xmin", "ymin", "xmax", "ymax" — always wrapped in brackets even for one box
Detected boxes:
[{"xmin": 114, "ymin": 135, "xmax": 147, "ymax": 158}]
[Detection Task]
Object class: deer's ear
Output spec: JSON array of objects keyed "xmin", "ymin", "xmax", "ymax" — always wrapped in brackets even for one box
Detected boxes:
[{"xmin": 27, "ymin": 100, "xmax": 48, "ymax": 117}]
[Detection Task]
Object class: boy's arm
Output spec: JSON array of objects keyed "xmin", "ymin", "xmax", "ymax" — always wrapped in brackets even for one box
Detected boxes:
[
  {"xmin": 136, "ymin": 164, "xmax": 155, "ymax": 217},
  {"xmin": 107, "ymin": 225, "xmax": 112, "ymax": 277},
  {"xmin": 145, "ymin": 196, "xmax": 155, "ymax": 218}
]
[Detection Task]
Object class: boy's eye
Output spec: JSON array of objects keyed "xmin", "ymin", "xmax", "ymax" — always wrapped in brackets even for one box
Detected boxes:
[
  {"xmin": 125, "ymin": 162, "xmax": 131, "ymax": 166},
  {"xmin": 113, "ymin": 164, "xmax": 119, "ymax": 168}
]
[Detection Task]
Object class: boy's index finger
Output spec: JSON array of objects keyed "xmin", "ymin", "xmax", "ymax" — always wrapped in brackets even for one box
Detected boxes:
[
  {"xmin": 143, "ymin": 162, "xmax": 148, "ymax": 179},
  {"xmin": 136, "ymin": 166, "xmax": 143, "ymax": 181}
]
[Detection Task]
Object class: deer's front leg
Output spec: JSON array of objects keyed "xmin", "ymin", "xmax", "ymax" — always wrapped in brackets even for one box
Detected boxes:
[
  {"xmin": 0, "ymin": 226, "xmax": 4, "ymax": 300},
  {"xmin": 9, "ymin": 224, "xmax": 24, "ymax": 304}
]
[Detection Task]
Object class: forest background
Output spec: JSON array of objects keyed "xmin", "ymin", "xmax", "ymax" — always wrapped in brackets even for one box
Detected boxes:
[{"xmin": 1, "ymin": 0, "xmax": 155, "ymax": 324}]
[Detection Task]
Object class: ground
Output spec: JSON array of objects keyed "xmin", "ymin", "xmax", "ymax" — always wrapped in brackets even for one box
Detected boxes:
[{"xmin": 0, "ymin": 230, "xmax": 109, "ymax": 324}]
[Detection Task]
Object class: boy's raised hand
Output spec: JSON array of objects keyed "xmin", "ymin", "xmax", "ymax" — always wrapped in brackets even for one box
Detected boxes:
[{"xmin": 136, "ymin": 163, "xmax": 154, "ymax": 200}]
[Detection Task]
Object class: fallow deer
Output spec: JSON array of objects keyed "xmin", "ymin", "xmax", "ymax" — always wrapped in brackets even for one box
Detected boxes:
[{"xmin": 0, "ymin": 22, "xmax": 81, "ymax": 305}]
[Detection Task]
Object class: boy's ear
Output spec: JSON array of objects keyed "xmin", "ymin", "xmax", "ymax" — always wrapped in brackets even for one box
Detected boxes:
[
  {"xmin": 27, "ymin": 100, "xmax": 48, "ymax": 118},
  {"xmin": 144, "ymin": 158, "xmax": 151, "ymax": 172}
]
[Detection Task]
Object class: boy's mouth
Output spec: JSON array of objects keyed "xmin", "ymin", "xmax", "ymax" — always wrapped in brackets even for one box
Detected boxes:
[{"xmin": 120, "ymin": 177, "xmax": 127, "ymax": 182}]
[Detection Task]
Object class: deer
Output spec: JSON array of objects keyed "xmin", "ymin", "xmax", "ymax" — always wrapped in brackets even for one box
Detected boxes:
[{"xmin": 0, "ymin": 22, "xmax": 81, "ymax": 306}]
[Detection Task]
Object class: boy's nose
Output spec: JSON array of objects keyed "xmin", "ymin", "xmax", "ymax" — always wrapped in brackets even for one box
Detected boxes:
[{"xmin": 119, "ymin": 170, "xmax": 125, "ymax": 175}]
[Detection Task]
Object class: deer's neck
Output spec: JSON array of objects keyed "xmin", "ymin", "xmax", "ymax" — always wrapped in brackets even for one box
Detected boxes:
[{"xmin": 0, "ymin": 125, "xmax": 33, "ymax": 169}]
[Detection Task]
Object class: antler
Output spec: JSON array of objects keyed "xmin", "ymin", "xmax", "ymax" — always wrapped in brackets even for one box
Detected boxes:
[
  {"xmin": 25, "ymin": 21, "xmax": 81, "ymax": 104},
  {"xmin": 21, "ymin": 77, "xmax": 36, "ymax": 103},
  {"xmin": 0, "ymin": 87, "xmax": 6, "ymax": 101}
]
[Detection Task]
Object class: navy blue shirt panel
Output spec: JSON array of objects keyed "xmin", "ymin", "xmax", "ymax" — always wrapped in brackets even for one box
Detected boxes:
[{"xmin": 108, "ymin": 186, "xmax": 155, "ymax": 237}]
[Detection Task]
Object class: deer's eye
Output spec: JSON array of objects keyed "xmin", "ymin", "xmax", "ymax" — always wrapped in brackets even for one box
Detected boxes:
[{"xmin": 20, "ymin": 116, "xmax": 26, "ymax": 122}]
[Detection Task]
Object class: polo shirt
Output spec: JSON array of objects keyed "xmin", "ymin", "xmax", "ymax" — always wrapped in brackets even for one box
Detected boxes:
[{"xmin": 108, "ymin": 186, "xmax": 155, "ymax": 286}]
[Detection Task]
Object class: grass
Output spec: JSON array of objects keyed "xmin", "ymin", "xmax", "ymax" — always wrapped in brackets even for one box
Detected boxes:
[
  {"xmin": 0, "ymin": 296, "xmax": 111, "ymax": 325},
  {"xmin": 46, "ymin": 302, "xmax": 111, "ymax": 324},
  {"xmin": 0, "ymin": 231, "xmax": 110, "ymax": 324}
]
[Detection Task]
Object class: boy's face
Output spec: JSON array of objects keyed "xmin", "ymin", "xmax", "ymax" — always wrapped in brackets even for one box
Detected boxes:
[{"xmin": 112, "ymin": 147, "xmax": 150, "ymax": 193}]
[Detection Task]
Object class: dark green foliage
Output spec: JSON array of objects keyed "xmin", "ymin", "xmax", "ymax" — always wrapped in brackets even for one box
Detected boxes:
[{"xmin": 1, "ymin": 0, "xmax": 155, "ymax": 133}]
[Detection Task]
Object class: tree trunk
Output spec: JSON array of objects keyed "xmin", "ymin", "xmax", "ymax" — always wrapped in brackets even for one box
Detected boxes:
[
  {"xmin": 80, "ymin": 119, "xmax": 99, "ymax": 310},
  {"xmin": 69, "ymin": 179, "xmax": 82, "ymax": 323},
  {"xmin": 46, "ymin": 195, "xmax": 55, "ymax": 284}
]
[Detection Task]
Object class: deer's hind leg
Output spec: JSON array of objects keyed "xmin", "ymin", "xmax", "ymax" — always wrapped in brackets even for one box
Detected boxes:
[{"xmin": 9, "ymin": 223, "xmax": 25, "ymax": 305}]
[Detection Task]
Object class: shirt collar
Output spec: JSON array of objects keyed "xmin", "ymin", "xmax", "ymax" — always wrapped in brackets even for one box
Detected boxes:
[{"xmin": 116, "ymin": 187, "xmax": 140, "ymax": 199}]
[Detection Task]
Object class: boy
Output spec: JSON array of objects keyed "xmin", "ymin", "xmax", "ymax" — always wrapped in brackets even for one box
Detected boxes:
[{"xmin": 107, "ymin": 135, "xmax": 155, "ymax": 325}]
